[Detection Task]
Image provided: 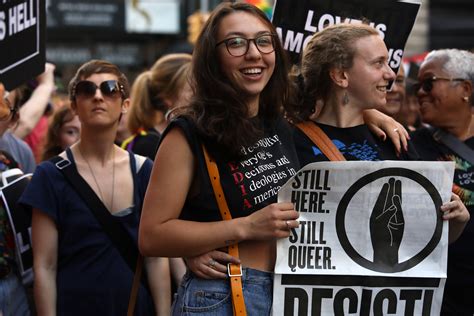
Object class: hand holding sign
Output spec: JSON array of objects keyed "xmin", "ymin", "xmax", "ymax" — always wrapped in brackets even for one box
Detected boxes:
[
  {"xmin": 370, "ymin": 177, "xmax": 404, "ymax": 267},
  {"xmin": 245, "ymin": 202, "xmax": 299, "ymax": 240}
]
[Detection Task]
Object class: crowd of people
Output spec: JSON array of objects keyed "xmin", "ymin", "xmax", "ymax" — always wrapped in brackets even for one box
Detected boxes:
[{"xmin": 0, "ymin": 2, "xmax": 472, "ymax": 315}]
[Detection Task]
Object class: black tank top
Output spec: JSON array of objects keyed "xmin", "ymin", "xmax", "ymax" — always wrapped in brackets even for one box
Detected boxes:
[{"xmin": 160, "ymin": 116, "xmax": 300, "ymax": 222}]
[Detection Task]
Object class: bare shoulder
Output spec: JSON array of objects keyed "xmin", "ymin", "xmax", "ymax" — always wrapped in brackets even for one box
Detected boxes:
[{"xmin": 156, "ymin": 126, "xmax": 193, "ymax": 161}]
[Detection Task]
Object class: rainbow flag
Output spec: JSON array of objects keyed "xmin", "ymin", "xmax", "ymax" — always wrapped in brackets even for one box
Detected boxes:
[{"xmin": 243, "ymin": 0, "xmax": 273, "ymax": 20}]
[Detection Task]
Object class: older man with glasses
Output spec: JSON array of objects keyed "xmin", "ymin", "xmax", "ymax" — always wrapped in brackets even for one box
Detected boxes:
[{"xmin": 410, "ymin": 49, "xmax": 474, "ymax": 316}]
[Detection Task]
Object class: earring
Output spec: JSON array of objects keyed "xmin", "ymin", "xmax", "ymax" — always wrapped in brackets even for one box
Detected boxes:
[
  {"xmin": 463, "ymin": 96, "xmax": 469, "ymax": 102},
  {"xmin": 342, "ymin": 91, "xmax": 349, "ymax": 105}
]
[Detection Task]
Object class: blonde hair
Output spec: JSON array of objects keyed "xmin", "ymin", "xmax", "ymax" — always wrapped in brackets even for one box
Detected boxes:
[
  {"xmin": 287, "ymin": 23, "xmax": 379, "ymax": 121},
  {"xmin": 127, "ymin": 53, "xmax": 192, "ymax": 133}
]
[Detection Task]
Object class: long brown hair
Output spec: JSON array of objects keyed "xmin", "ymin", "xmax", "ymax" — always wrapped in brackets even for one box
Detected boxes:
[
  {"xmin": 186, "ymin": 2, "xmax": 290, "ymax": 158},
  {"xmin": 286, "ymin": 23, "xmax": 379, "ymax": 122}
]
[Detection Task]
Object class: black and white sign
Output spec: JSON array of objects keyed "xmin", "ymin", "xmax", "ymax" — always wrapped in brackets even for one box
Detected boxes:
[
  {"xmin": 274, "ymin": 161, "xmax": 454, "ymax": 315},
  {"xmin": 0, "ymin": 0, "xmax": 45, "ymax": 90},
  {"xmin": 1, "ymin": 173, "xmax": 33, "ymax": 285},
  {"xmin": 272, "ymin": 0, "xmax": 421, "ymax": 74}
]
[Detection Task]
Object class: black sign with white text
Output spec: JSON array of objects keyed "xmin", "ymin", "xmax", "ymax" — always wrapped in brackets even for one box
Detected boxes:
[
  {"xmin": 0, "ymin": 0, "xmax": 45, "ymax": 90},
  {"xmin": 272, "ymin": 0, "xmax": 420, "ymax": 76}
]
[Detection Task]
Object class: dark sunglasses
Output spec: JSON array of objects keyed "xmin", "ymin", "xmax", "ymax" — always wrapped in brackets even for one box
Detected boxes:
[
  {"xmin": 73, "ymin": 80, "xmax": 124, "ymax": 100},
  {"xmin": 413, "ymin": 76, "xmax": 465, "ymax": 93}
]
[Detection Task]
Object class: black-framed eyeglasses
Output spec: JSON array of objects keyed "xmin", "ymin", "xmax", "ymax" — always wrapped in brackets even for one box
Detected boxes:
[
  {"xmin": 72, "ymin": 80, "xmax": 124, "ymax": 100},
  {"xmin": 0, "ymin": 96, "xmax": 16, "ymax": 121},
  {"xmin": 216, "ymin": 34, "xmax": 276, "ymax": 57},
  {"xmin": 413, "ymin": 76, "xmax": 465, "ymax": 93}
]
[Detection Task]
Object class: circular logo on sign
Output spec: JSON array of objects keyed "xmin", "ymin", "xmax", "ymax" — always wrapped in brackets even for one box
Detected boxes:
[{"xmin": 336, "ymin": 168, "xmax": 442, "ymax": 273}]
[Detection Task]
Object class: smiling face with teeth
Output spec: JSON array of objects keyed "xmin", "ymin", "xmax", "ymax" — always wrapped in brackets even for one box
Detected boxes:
[
  {"xmin": 216, "ymin": 11, "xmax": 276, "ymax": 115},
  {"xmin": 344, "ymin": 35, "xmax": 396, "ymax": 110}
]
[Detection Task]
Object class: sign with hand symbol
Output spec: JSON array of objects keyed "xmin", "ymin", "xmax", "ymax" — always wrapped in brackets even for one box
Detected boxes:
[{"xmin": 274, "ymin": 161, "xmax": 454, "ymax": 316}]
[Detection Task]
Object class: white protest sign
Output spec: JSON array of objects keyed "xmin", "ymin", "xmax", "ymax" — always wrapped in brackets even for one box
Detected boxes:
[{"xmin": 273, "ymin": 160, "xmax": 454, "ymax": 315}]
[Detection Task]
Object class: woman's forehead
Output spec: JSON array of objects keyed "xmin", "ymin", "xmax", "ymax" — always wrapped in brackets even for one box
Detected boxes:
[
  {"xmin": 217, "ymin": 11, "xmax": 271, "ymax": 39},
  {"xmin": 83, "ymin": 73, "xmax": 118, "ymax": 83}
]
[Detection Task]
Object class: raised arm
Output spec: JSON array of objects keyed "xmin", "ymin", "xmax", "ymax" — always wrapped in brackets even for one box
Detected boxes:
[
  {"xmin": 13, "ymin": 63, "xmax": 56, "ymax": 139},
  {"xmin": 32, "ymin": 209, "xmax": 58, "ymax": 316}
]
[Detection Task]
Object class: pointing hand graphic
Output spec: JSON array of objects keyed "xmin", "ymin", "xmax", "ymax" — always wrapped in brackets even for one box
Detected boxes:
[{"xmin": 370, "ymin": 177, "xmax": 404, "ymax": 267}]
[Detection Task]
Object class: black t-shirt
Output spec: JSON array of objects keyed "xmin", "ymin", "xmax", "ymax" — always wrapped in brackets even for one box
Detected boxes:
[
  {"xmin": 411, "ymin": 127, "xmax": 474, "ymax": 313},
  {"xmin": 293, "ymin": 122, "xmax": 418, "ymax": 166},
  {"xmin": 161, "ymin": 116, "xmax": 300, "ymax": 222},
  {"xmin": 123, "ymin": 128, "xmax": 161, "ymax": 161}
]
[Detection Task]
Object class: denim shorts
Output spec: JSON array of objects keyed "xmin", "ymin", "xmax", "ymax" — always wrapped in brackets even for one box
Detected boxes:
[
  {"xmin": 0, "ymin": 273, "xmax": 30, "ymax": 316},
  {"xmin": 172, "ymin": 267, "xmax": 273, "ymax": 316}
]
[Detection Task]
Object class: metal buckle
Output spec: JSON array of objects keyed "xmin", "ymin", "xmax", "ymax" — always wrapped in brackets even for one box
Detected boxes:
[
  {"xmin": 227, "ymin": 263, "xmax": 242, "ymax": 277},
  {"xmin": 55, "ymin": 159, "xmax": 71, "ymax": 170}
]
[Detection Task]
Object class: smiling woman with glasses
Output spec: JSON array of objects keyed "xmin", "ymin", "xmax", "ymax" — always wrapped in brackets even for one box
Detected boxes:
[
  {"xmin": 215, "ymin": 33, "xmax": 276, "ymax": 57},
  {"xmin": 410, "ymin": 48, "xmax": 474, "ymax": 315}
]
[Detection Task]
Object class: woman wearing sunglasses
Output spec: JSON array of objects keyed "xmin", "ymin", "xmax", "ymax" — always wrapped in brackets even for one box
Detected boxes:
[
  {"xmin": 409, "ymin": 49, "xmax": 474, "ymax": 315},
  {"xmin": 20, "ymin": 60, "xmax": 171, "ymax": 316}
]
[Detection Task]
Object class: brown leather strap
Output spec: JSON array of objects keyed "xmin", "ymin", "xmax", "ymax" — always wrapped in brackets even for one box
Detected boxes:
[
  {"xmin": 296, "ymin": 121, "xmax": 347, "ymax": 161},
  {"xmin": 127, "ymin": 255, "xmax": 144, "ymax": 316},
  {"xmin": 202, "ymin": 145, "xmax": 247, "ymax": 316}
]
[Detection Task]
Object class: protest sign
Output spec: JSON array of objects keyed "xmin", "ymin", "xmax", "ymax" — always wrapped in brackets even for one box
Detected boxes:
[
  {"xmin": 1, "ymin": 172, "xmax": 33, "ymax": 285},
  {"xmin": 272, "ymin": 0, "xmax": 421, "ymax": 76},
  {"xmin": 274, "ymin": 160, "xmax": 454, "ymax": 315},
  {"xmin": 0, "ymin": 0, "xmax": 45, "ymax": 90}
]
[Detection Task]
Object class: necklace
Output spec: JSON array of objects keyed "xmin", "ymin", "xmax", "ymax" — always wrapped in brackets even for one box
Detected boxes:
[{"xmin": 78, "ymin": 145, "xmax": 116, "ymax": 211}]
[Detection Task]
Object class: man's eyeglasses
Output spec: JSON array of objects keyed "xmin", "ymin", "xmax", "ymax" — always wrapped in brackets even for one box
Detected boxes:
[
  {"xmin": 216, "ymin": 34, "xmax": 276, "ymax": 57},
  {"xmin": 72, "ymin": 80, "xmax": 124, "ymax": 100},
  {"xmin": 414, "ymin": 76, "xmax": 465, "ymax": 93},
  {"xmin": 0, "ymin": 96, "xmax": 16, "ymax": 121}
]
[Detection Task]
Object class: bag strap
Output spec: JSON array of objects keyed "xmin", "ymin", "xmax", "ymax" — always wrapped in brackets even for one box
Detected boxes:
[
  {"xmin": 295, "ymin": 121, "xmax": 346, "ymax": 161},
  {"xmin": 202, "ymin": 145, "xmax": 247, "ymax": 316},
  {"xmin": 50, "ymin": 155, "xmax": 146, "ymax": 314},
  {"xmin": 430, "ymin": 127, "xmax": 474, "ymax": 165},
  {"xmin": 51, "ymin": 156, "xmax": 140, "ymax": 272},
  {"xmin": 127, "ymin": 256, "xmax": 144, "ymax": 316}
]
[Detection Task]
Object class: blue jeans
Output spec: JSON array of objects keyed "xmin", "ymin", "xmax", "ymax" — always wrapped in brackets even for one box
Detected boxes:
[
  {"xmin": 0, "ymin": 273, "xmax": 30, "ymax": 316},
  {"xmin": 172, "ymin": 267, "xmax": 273, "ymax": 316}
]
